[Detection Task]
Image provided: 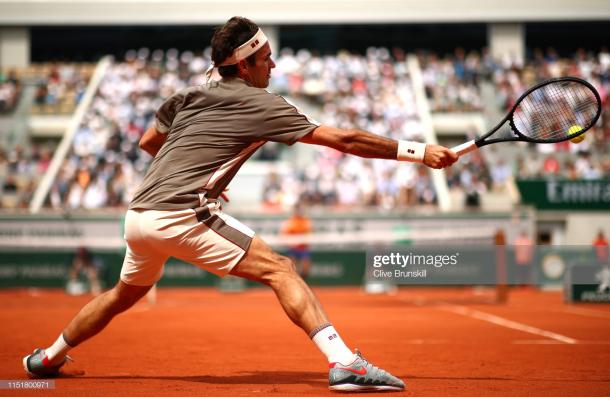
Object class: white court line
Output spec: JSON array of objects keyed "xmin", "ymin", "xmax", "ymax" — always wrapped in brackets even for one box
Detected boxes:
[
  {"xmin": 513, "ymin": 339, "xmax": 610, "ymax": 345},
  {"xmin": 556, "ymin": 307, "xmax": 610, "ymax": 320},
  {"xmin": 440, "ymin": 305, "xmax": 578, "ymax": 344},
  {"xmin": 403, "ymin": 339, "xmax": 450, "ymax": 345},
  {"xmin": 512, "ymin": 339, "xmax": 564, "ymax": 344}
]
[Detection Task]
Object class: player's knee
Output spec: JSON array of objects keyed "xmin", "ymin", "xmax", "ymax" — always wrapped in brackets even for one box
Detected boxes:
[
  {"xmin": 110, "ymin": 282, "xmax": 150, "ymax": 313},
  {"xmin": 279, "ymin": 255, "xmax": 298, "ymax": 275},
  {"xmin": 266, "ymin": 255, "xmax": 298, "ymax": 287}
]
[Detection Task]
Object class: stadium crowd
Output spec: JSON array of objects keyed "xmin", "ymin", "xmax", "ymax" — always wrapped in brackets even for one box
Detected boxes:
[
  {"xmin": 418, "ymin": 46, "xmax": 610, "ymax": 116},
  {"xmin": 1, "ymin": 46, "xmax": 608, "ymax": 211},
  {"xmin": 40, "ymin": 47, "xmax": 438, "ymax": 211},
  {"xmin": 418, "ymin": 48, "xmax": 488, "ymax": 112},
  {"xmin": 264, "ymin": 47, "xmax": 435, "ymax": 210},
  {"xmin": 0, "ymin": 144, "xmax": 51, "ymax": 209},
  {"xmin": 46, "ymin": 49, "xmax": 209, "ymax": 210},
  {"xmin": 31, "ymin": 63, "xmax": 92, "ymax": 114},
  {"xmin": 418, "ymin": 46, "xmax": 610, "ymax": 199},
  {"xmin": 493, "ymin": 47, "xmax": 610, "ymax": 181}
]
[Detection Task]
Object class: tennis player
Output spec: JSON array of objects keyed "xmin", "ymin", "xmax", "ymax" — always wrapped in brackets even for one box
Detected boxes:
[{"xmin": 24, "ymin": 17, "xmax": 457, "ymax": 392}]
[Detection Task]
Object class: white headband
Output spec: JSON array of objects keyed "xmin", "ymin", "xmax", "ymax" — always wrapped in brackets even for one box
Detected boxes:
[
  {"xmin": 219, "ymin": 28, "xmax": 268, "ymax": 66},
  {"xmin": 205, "ymin": 28, "xmax": 268, "ymax": 82}
]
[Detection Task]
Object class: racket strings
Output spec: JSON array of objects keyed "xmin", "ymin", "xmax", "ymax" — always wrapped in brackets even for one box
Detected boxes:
[{"xmin": 512, "ymin": 80, "xmax": 599, "ymax": 142}]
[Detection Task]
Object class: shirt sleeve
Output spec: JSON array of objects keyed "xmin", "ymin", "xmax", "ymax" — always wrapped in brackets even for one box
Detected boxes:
[
  {"xmin": 154, "ymin": 90, "xmax": 188, "ymax": 134},
  {"xmin": 255, "ymin": 93, "xmax": 320, "ymax": 145}
]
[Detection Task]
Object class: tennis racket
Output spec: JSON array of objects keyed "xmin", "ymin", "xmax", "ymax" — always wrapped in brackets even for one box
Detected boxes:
[{"xmin": 451, "ymin": 77, "xmax": 602, "ymax": 157}]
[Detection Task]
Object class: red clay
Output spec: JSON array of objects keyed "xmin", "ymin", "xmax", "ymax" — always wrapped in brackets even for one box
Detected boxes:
[{"xmin": 1, "ymin": 287, "xmax": 609, "ymax": 396}]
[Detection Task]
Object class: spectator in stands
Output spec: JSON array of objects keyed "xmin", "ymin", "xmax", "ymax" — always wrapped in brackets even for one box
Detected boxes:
[
  {"xmin": 0, "ymin": 144, "xmax": 53, "ymax": 210},
  {"xmin": 542, "ymin": 155, "xmax": 561, "ymax": 176},
  {"xmin": 0, "ymin": 69, "xmax": 21, "ymax": 113},
  {"xmin": 419, "ymin": 49, "xmax": 484, "ymax": 112},
  {"xmin": 490, "ymin": 159, "xmax": 511, "ymax": 191},
  {"xmin": 281, "ymin": 204, "xmax": 313, "ymax": 279},
  {"xmin": 463, "ymin": 173, "xmax": 486, "ymax": 209},
  {"xmin": 513, "ymin": 230, "xmax": 534, "ymax": 287},
  {"xmin": 593, "ymin": 230, "xmax": 609, "ymax": 264},
  {"xmin": 262, "ymin": 170, "xmax": 284, "ymax": 210},
  {"xmin": 31, "ymin": 63, "xmax": 90, "ymax": 114}
]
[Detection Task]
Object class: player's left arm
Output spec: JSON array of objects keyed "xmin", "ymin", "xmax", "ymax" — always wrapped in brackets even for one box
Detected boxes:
[
  {"xmin": 139, "ymin": 126, "xmax": 167, "ymax": 157},
  {"xmin": 141, "ymin": 87, "xmax": 190, "ymax": 157}
]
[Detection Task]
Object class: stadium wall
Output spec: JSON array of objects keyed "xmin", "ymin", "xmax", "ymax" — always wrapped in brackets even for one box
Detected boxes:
[
  {"xmin": 1, "ymin": 0, "xmax": 609, "ymax": 24},
  {"xmin": 566, "ymin": 214, "xmax": 610, "ymax": 245}
]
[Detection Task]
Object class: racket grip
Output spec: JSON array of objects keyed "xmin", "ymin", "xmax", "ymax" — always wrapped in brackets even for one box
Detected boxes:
[{"xmin": 451, "ymin": 140, "xmax": 478, "ymax": 157}]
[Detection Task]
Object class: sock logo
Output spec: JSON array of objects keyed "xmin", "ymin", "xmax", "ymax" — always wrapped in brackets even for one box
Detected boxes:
[{"xmin": 328, "ymin": 333, "xmax": 338, "ymax": 340}]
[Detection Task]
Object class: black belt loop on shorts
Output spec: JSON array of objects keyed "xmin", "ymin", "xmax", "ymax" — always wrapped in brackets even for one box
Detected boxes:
[{"xmin": 194, "ymin": 205, "xmax": 212, "ymax": 222}]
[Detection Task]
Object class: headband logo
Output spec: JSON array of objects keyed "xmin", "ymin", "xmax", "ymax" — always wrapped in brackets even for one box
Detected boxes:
[{"xmin": 251, "ymin": 39, "xmax": 260, "ymax": 49}]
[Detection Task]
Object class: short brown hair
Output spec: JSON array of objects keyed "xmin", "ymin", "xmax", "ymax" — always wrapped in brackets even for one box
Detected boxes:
[{"xmin": 211, "ymin": 17, "xmax": 259, "ymax": 77}]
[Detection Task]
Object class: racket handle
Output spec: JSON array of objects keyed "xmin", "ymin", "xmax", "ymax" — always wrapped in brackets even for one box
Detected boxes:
[{"xmin": 451, "ymin": 140, "xmax": 478, "ymax": 157}]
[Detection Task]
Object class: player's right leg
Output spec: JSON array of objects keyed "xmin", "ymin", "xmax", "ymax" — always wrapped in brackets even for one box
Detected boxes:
[
  {"xmin": 229, "ymin": 236, "xmax": 405, "ymax": 392},
  {"xmin": 23, "ymin": 209, "xmax": 167, "ymax": 378},
  {"xmin": 23, "ymin": 280, "xmax": 153, "ymax": 377}
]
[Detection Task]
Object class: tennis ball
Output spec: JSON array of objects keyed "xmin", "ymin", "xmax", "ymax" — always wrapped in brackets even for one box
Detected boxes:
[{"xmin": 568, "ymin": 125, "xmax": 585, "ymax": 144}]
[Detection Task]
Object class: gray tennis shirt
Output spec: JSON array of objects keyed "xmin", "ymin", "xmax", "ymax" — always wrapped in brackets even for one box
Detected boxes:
[{"xmin": 129, "ymin": 77, "xmax": 318, "ymax": 211}]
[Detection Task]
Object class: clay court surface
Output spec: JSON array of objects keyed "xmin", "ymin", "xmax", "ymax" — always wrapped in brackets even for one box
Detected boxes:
[{"xmin": 1, "ymin": 287, "xmax": 609, "ymax": 396}]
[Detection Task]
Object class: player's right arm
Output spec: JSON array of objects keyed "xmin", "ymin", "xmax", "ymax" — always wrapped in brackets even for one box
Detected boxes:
[{"xmin": 299, "ymin": 125, "xmax": 457, "ymax": 169}]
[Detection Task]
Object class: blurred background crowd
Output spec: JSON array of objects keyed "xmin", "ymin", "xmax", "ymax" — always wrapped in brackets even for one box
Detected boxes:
[{"xmin": 1, "ymin": 45, "xmax": 609, "ymax": 211}]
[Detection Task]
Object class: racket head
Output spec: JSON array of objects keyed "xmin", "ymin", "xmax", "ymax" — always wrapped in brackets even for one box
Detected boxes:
[{"xmin": 508, "ymin": 77, "xmax": 601, "ymax": 144}]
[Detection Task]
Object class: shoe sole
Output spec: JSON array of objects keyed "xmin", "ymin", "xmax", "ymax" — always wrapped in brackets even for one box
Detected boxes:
[{"xmin": 329, "ymin": 384, "xmax": 404, "ymax": 392}]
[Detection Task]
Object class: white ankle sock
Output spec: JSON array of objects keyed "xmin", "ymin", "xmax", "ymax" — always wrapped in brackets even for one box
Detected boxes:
[
  {"xmin": 310, "ymin": 324, "xmax": 356, "ymax": 365},
  {"xmin": 45, "ymin": 334, "xmax": 72, "ymax": 364}
]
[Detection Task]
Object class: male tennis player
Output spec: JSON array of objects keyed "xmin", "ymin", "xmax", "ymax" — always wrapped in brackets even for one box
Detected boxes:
[{"xmin": 23, "ymin": 17, "xmax": 457, "ymax": 392}]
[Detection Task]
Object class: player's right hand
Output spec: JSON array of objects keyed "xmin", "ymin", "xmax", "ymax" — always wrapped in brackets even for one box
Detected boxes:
[{"xmin": 423, "ymin": 145, "xmax": 458, "ymax": 169}]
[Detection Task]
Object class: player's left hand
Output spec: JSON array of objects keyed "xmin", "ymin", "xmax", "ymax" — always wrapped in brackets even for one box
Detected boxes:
[{"xmin": 423, "ymin": 145, "xmax": 458, "ymax": 169}]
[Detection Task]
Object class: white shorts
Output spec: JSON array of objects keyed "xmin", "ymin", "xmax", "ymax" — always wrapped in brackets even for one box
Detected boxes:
[{"xmin": 120, "ymin": 207, "xmax": 255, "ymax": 286}]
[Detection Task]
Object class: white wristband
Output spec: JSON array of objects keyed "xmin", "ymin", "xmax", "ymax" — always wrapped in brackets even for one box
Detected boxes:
[{"xmin": 397, "ymin": 140, "xmax": 426, "ymax": 163}]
